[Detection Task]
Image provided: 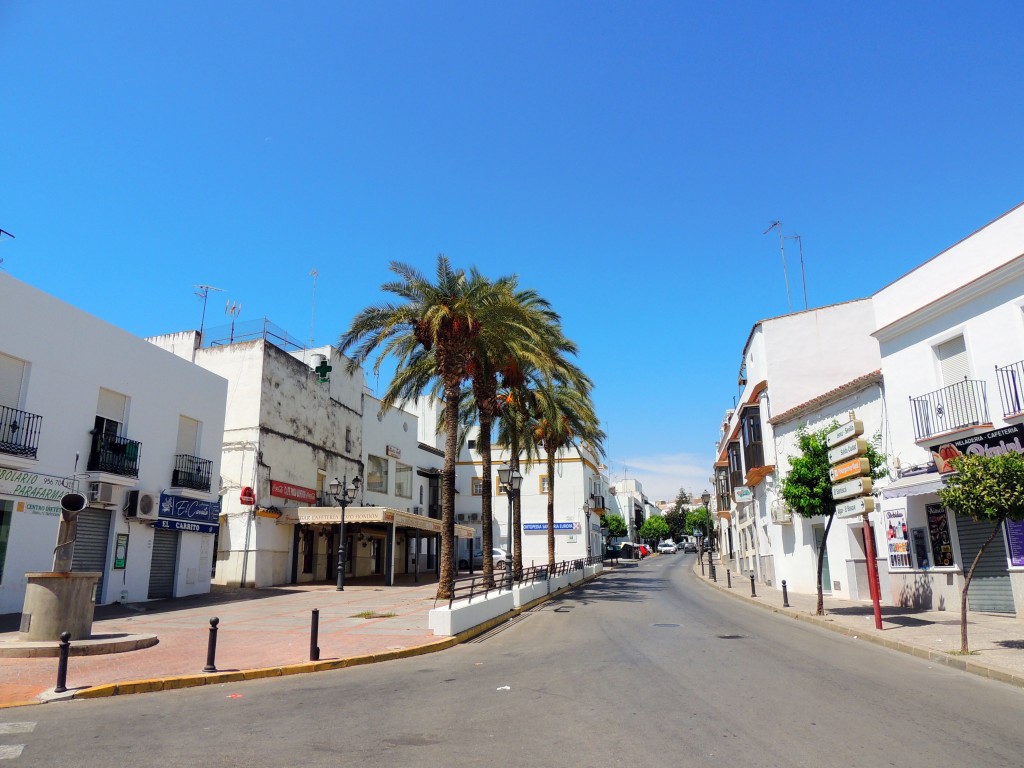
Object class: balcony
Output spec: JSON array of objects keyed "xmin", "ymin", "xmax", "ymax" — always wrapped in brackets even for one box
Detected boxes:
[
  {"xmin": 909, "ymin": 378, "xmax": 990, "ymax": 442},
  {"xmin": 995, "ymin": 360, "xmax": 1024, "ymax": 418},
  {"xmin": 172, "ymin": 453, "xmax": 213, "ymax": 492},
  {"xmin": 87, "ymin": 431, "xmax": 141, "ymax": 478},
  {"xmin": 0, "ymin": 405, "xmax": 42, "ymax": 460},
  {"xmin": 743, "ymin": 440, "xmax": 764, "ymax": 473}
]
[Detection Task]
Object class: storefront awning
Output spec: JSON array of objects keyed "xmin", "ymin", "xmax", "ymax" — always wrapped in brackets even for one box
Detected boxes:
[
  {"xmin": 881, "ymin": 473, "xmax": 945, "ymax": 499},
  {"xmin": 283, "ymin": 506, "xmax": 474, "ymax": 538}
]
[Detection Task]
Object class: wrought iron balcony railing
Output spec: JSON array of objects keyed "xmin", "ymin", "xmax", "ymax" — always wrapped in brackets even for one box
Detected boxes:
[
  {"xmin": 172, "ymin": 453, "xmax": 213, "ymax": 492},
  {"xmin": 87, "ymin": 431, "xmax": 141, "ymax": 478},
  {"xmin": 0, "ymin": 404, "xmax": 42, "ymax": 459},
  {"xmin": 909, "ymin": 378, "xmax": 989, "ymax": 441},
  {"xmin": 995, "ymin": 360, "xmax": 1024, "ymax": 417}
]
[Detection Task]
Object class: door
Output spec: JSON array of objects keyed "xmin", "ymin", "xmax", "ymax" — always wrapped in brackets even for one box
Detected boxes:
[
  {"xmin": 148, "ymin": 529, "xmax": 179, "ymax": 599},
  {"xmin": 956, "ymin": 515, "xmax": 1015, "ymax": 614},
  {"xmin": 72, "ymin": 508, "xmax": 112, "ymax": 602},
  {"xmin": 813, "ymin": 524, "xmax": 832, "ymax": 595}
]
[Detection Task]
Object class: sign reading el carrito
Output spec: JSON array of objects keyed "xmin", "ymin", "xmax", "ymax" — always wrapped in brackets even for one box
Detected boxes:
[{"xmin": 159, "ymin": 493, "xmax": 220, "ymax": 525}]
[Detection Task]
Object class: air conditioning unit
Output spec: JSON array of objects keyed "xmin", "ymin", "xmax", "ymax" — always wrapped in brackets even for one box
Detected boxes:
[
  {"xmin": 413, "ymin": 505, "xmax": 423, "ymax": 514},
  {"xmin": 456, "ymin": 513, "xmax": 467, "ymax": 522},
  {"xmin": 125, "ymin": 490, "xmax": 159, "ymax": 519},
  {"xmin": 770, "ymin": 499, "xmax": 793, "ymax": 525},
  {"xmin": 469, "ymin": 513, "xmax": 479, "ymax": 521},
  {"xmin": 89, "ymin": 482, "xmax": 117, "ymax": 507}
]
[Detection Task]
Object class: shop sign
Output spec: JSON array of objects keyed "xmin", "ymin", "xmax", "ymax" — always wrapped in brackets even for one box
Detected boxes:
[
  {"xmin": 826, "ymin": 419, "xmax": 863, "ymax": 448},
  {"xmin": 733, "ymin": 487, "xmax": 753, "ymax": 503},
  {"xmin": 884, "ymin": 507, "xmax": 910, "ymax": 568},
  {"xmin": 0, "ymin": 468, "xmax": 69, "ymax": 501},
  {"xmin": 1006, "ymin": 519, "xmax": 1024, "ymax": 568},
  {"xmin": 931, "ymin": 422, "xmax": 1024, "ymax": 474},
  {"xmin": 270, "ymin": 480, "xmax": 318, "ymax": 504},
  {"xmin": 14, "ymin": 499, "xmax": 61, "ymax": 517},
  {"xmin": 835, "ymin": 497, "xmax": 875, "ymax": 519},
  {"xmin": 113, "ymin": 533, "xmax": 129, "ymax": 570},
  {"xmin": 159, "ymin": 493, "xmax": 220, "ymax": 525},
  {"xmin": 386, "ymin": 445, "xmax": 401, "ymax": 459},
  {"xmin": 829, "ymin": 457, "xmax": 870, "ymax": 483},
  {"xmin": 524, "ymin": 522, "xmax": 580, "ymax": 533},
  {"xmin": 153, "ymin": 519, "xmax": 219, "ymax": 534}
]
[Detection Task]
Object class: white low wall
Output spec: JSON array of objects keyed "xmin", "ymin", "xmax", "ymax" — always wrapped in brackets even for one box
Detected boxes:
[
  {"xmin": 428, "ymin": 590, "xmax": 515, "ymax": 636},
  {"xmin": 513, "ymin": 580, "xmax": 549, "ymax": 608}
]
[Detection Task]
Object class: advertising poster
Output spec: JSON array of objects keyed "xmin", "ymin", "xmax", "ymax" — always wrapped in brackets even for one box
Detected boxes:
[
  {"xmin": 885, "ymin": 507, "xmax": 910, "ymax": 568},
  {"xmin": 1006, "ymin": 519, "xmax": 1024, "ymax": 568},
  {"xmin": 926, "ymin": 504, "xmax": 955, "ymax": 567}
]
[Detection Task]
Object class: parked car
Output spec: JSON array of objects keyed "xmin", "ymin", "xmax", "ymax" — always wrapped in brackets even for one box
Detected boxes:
[
  {"xmin": 682, "ymin": 541, "xmax": 697, "ymax": 553},
  {"xmin": 459, "ymin": 547, "xmax": 510, "ymax": 570},
  {"xmin": 637, "ymin": 544, "xmax": 651, "ymax": 558},
  {"xmin": 657, "ymin": 541, "xmax": 678, "ymax": 554},
  {"xmin": 605, "ymin": 544, "xmax": 623, "ymax": 559}
]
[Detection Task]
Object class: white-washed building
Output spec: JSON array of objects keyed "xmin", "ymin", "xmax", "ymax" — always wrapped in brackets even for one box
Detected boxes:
[
  {"xmin": 873, "ymin": 202, "xmax": 1024, "ymax": 616},
  {"xmin": 1, "ymin": 274, "xmax": 227, "ymax": 614}
]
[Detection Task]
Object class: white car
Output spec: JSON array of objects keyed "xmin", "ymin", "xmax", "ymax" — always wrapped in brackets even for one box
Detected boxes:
[
  {"xmin": 657, "ymin": 541, "xmax": 678, "ymax": 554},
  {"xmin": 459, "ymin": 547, "xmax": 510, "ymax": 570}
]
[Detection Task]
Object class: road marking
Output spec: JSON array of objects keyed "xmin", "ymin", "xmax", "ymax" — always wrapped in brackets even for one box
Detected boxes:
[
  {"xmin": 0, "ymin": 724, "xmax": 34, "ymax": 735},
  {"xmin": 0, "ymin": 745, "xmax": 24, "ymax": 759}
]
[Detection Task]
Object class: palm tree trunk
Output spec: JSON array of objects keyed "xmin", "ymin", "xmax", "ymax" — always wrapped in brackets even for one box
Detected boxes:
[
  {"xmin": 959, "ymin": 518, "xmax": 1003, "ymax": 653},
  {"xmin": 546, "ymin": 449, "xmax": 556, "ymax": 568},
  {"xmin": 437, "ymin": 380, "xmax": 461, "ymax": 600},
  {"xmin": 478, "ymin": 412, "xmax": 495, "ymax": 587},
  {"xmin": 815, "ymin": 512, "xmax": 835, "ymax": 616}
]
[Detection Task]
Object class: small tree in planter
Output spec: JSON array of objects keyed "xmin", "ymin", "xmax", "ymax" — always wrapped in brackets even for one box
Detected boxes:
[
  {"xmin": 938, "ymin": 451, "xmax": 1024, "ymax": 654},
  {"xmin": 601, "ymin": 513, "xmax": 627, "ymax": 547}
]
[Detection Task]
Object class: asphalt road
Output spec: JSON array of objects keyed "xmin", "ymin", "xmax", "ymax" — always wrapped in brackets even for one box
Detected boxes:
[{"xmin": 4, "ymin": 555, "xmax": 1024, "ymax": 767}]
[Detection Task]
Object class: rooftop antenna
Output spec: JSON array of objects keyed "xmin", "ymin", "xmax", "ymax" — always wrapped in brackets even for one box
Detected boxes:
[
  {"xmin": 786, "ymin": 234, "xmax": 808, "ymax": 309},
  {"xmin": 226, "ymin": 300, "xmax": 242, "ymax": 343},
  {"xmin": 763, "ymin": 221, "xmax": 792, "ymax": 312},
  {"xmin": 309, "ymin": 269, "xmax": 318, "ymax": 352},
  {"xmin": 0, "ymin": 228, "xmax": 14, "ymax": 269},
  {"xmin": 194, "ymin": 284, "xmax": 223, "ymax": 339}
]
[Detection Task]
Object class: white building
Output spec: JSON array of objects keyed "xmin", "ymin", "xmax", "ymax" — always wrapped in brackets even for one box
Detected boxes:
[
  {"xmin": 1, "ymin": 274, "xmax": 226, "ymax": 614},
  {"xmin": 872, "ymin": 202, "xmax": 1024, "ymax": 616},
  {"xmin": 609, "ymin": 478, "xmax": 648, "ymax": 543},
  {"xmin": 713, "ymin": 299, "xmax": 887, "ymax": 598}
]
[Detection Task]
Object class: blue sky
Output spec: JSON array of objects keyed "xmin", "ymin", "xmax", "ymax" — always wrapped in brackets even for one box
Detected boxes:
[{"xmin": 3, "ymin": 2, "xmax": 1024, "ymax": 502}]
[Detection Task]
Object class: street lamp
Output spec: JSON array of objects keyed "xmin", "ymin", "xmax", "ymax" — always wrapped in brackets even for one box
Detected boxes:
[
  {"xmin": 329, "ymin": 475, "xmax": 361, "ymax": 591},
  {"xmin": 701, "ymin": 489, "xmax": 712, "ymax": 565},
  {"xmin": 496, "ymin": 465, "xmax": 522, "ymax": 567},
  {"xmin": 582, "ymin": 501, "xmax": 592, "ymax": 558}
]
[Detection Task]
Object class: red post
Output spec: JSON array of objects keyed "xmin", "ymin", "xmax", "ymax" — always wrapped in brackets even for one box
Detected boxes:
[{"xmin": 862, "ymin": 518, "xmax": 883, "ymax": 630}]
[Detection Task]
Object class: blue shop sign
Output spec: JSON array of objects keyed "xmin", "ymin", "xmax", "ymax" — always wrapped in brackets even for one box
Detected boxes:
[
  {"xmin": 153, "ymin": 519, "xmax": 219, "ymax": 534},
  {"xmin": 524, "ymin": 522, "xmax": 579, "ymax": 532},
  {"xmin": 159, "ymin": 493, "xmax": 221, "ymax": 525}
]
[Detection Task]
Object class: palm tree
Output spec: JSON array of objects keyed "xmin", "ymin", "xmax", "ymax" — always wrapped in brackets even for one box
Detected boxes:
[{"xmin": 339, "ymin": 257, "xmax": 510, "ymax": 599}]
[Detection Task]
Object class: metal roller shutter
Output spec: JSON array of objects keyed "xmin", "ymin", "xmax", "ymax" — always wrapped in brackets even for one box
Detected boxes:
[
  {"xmin": 956, "ymin": 515, "xmax": 1015, "ymax": 615},
  {"xmin": 72, "ymin": 508, "xmax": 112, "ymax": 602},
  {"xmin": 148, "ymin": 529, "xmax": 178, "ymax": 600}
]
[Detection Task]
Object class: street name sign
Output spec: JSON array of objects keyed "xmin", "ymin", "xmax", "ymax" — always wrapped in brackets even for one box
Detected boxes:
[
  {"xmin": 829, "ymin": 457, "xmax": 870, "ymax": 483},
  {"xmin": 826, "ymin": 419, "xmax": 864, "ymax": 448},
  {"xmin": 831, "ymin": 476, "xmax": 873, "ymax": 500},
  {"xmin": 835, "ymin": 496, "xmax": 875, "ymax": 519},
  {"xmin": 827, "ymin": 438, "xmax": 868, "ymax": 465}
]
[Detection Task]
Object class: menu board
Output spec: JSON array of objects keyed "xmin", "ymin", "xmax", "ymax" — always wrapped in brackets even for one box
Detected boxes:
[
  {"xmin": 912, "ymin": 527, "xmax": 930, "ymax": 569},
  {"xmin": 1006, "ymin": 519, "xmax": 1024, "ymax": 568},
  {"xmin": 886, "ymin": 507, "xmax": 910, "ymax": 568},
  {"xmin": 926, "ymin": 504, "xmax": 955, "ymax": 567}
]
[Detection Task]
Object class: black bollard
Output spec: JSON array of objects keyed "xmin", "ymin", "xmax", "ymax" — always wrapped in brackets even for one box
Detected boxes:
[
  {"xmin": 203, "ymin": 617, "xmax": 220, "ymax": 673},
  {"xmin": 710, "ymin": 562, "xmax": 717, "ymax": 582},
  {"xmin": 310, "ymin": 609, "xmax": 320, "ymax": 661},
  {"xmin": 750, "ymin": 574, "xmax": 757, "ymax": 598},
  {"xmin": 54, "ymin": 631, "xmax": 71, "ymax": 693},
  {"xmin": 726, "ymin": 569, "xmax": 732, "ymax": 588},
  {"xmin": 782, "ymin": 579, "xmax": 790, "ymax": 608}
]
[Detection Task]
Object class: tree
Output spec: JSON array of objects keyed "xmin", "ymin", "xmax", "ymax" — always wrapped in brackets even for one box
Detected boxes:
[
  {"xmin": 685, "ymin": 506, "xmax": 710, "ymax": 537},
  {"xmin": 938, "ymin": 452, "xmax": 1024, "ymax": 653},
  {"xmin": 781, "ymin": 423, "xmax": 886, "ymax": 615},
  {"xmin": 639, "ymin": 515, "xmax": 669, "ymax": 547},
  {"xmin": 664, "ymin": 509, "xmax": 687, "ymax": 541},
  {"xmin": 602, "ymin": 513, "xmax": 627, "ymax": 543},
  {"xmin": 672, "ymin": 488, "xmax": 690, "ymax": 515}
]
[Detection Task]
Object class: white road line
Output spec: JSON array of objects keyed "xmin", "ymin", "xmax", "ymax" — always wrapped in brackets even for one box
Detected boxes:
[
  {"xmin": 0, "ymin": 724, "xmax": 34, "ymax": 735},
  {"xmin": 0, "ymin": 745, "xmax": 24, "ymax": 760}
]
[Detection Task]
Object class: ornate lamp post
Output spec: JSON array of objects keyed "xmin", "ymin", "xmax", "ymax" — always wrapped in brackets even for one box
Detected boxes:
[
  {"xmin": 583, "ymin": 501, "xmax": 592, "ymax": 558},
  {"xmin": 496, "ymin": 465, "xmax": 522, "ymax": 568},
  {"xmin": 329, "ymin": 475, "xmax": 361, "ymax": 591},
  {"xmin": 701, "ymin": 489, "xmax": 712, "ymax": 565}
]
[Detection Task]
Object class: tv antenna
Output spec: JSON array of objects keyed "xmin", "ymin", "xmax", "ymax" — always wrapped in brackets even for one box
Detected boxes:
[
  {"xmin": 194, "ymin": 284, "xmax": 223, "ymax": 338},
  {"xmin": 763, "ymin": 221, "xmax": 792, "ymax": 312},
  {"xmin": 785, "ymin": 234, "xmax": 808, "ymax": 310},
  {"xmin": 309, "ymin": 269, "xmax": 318, "ymax": 350},
  {"xmin": 0, "ymin": 228, "xmax": 14, "ymax": 269},
  {"xmin": 226, "ymin": 301, "xmax": 242, "ymax": 343}
]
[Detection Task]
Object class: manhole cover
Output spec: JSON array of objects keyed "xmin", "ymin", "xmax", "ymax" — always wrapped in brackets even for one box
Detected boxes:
[
  {"xmin": 653, "ymin": 623, "xmax": 680, "ymax": 628},
  {"xmin": 717, "ymin": 634, "xmax": 743, "ymax": 640}
]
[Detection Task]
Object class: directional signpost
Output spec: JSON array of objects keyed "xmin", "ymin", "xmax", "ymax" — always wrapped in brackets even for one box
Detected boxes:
[{"xmin": 826, "ymin": 417, "xmax": 882, "ymax": 629}]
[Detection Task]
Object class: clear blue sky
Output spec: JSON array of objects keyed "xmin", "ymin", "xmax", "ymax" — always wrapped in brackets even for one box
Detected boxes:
[{"xmin": 3, "ymin": 2, "xmax": 1023, "ymax": 501}]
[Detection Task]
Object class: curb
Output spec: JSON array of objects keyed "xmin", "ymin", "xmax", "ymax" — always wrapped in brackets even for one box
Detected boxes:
[
  {"xmin": 6, "ymin": 570, "xmax": 606, "ymax": 708},
  {"xmin": 695, "ymin": 564, "xmax": 1024, "ymax": 690}
]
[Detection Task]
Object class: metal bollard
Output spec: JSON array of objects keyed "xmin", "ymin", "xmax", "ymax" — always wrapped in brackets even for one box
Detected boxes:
[
  {"xmin": 710, "ymin": 562, "xmax": 717, "ymax": 582},
  {"xmin": 726, "ymin": 569, "xmax": 732, "ymax": 588},
  {"xmin": 782, "ymin": 580, "xmax": 790, "ymax": 608},
  {"xmin": 203, "ymin": 617, "xmax": 220, "ymax": 673},
  {"xmin": 310, "ymin": 609, "xmax": 320, "ymax": 661},
  {"xmin": 54, "ymin": 631, "xmax": 71, "ymax": 693},
  {"xmin": 750, "ymin": 574, "xmax": 757, "ymax": 598}
]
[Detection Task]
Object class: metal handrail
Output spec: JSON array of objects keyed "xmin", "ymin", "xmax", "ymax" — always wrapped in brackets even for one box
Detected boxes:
[
  {"xmin": 172, "ymin": 453, "xmax": 213, "ymax": 491},
  {"xmin": 440, "ymin": 555, "xmax": 601, "ymax": 609},
  {"xmin": 87, "ymin": 431, "xmax": 142, "ymax": 478},
  {"xmin": 995, "ymin": 360, "xmax": 1024, "ymax": 417},
  {"xmin": 909, "ymin": 378, "xmax": 989, "ymax": 441},
  {"xmin": 0, "ymin": 404, "xmax": 42, "ymax": 459}
]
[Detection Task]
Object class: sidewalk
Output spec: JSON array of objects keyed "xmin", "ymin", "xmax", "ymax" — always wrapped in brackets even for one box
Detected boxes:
[
  {"xmin": 693, "ymin": 557, "xmax": 1024, "ymax": 688},
  {"xmin": 0, "ymin": 578, "xmax": 450, "ymax": 708}
]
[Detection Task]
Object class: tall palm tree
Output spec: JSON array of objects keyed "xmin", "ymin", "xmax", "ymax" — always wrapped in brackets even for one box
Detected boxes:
[{"xmin": 339, "ymin": 257, "xmax": 509, "ymax": 599}]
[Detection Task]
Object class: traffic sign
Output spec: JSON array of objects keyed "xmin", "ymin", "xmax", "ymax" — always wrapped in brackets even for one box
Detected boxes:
[
  {"xmin": 831, "ymin": 476, "xmax": 873, "ymax": 501},
  {"xmin": 835, "ymin": 496, "xmax": 875, "ymax": 519},
  {"xmin": 829, "ymin": 457, "xmax": 870, "ymax": 483},
  {"xmin": 827, "ymin": 438, "xmax": 868, "ymax": 465},
  {"xmin": 826, "ymin": 419, "xmax": 864, "ymax": 448}
]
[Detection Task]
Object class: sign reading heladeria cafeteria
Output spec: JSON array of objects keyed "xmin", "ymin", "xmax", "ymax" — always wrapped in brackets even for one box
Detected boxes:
[{"xmin": 932, "ymin": 423, "xmax": 1024, "ymax": 474}]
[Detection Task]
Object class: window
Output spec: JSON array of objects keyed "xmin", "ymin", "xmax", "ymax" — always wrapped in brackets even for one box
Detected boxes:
[
  {"xmin": 176, "ymin": 416, "xmax": 199, "ymax": 455},
  {"xmin": 367, "ymin": 455, "xmax": 388, "ymax": 493},
  {"xmin": 468, "ymin": 439, "xmax": 476, "ymax": 451},
  {"xmin": 495, "ymin": 476, "xmax": 506, "ymax": 495},
  {"xmin": 539, "ymin": 475, "xmax": 550, "ymax": 494},
  {"xmin": 741, "ymin": 407, "xmax": 763, "ymax": 470},
  {"xmin": 345, "ymin": 427, "xmax": 353, "ymax": 453},
  {"xmin": 471, "ymin": 477, "xmax": 484, "ymax": 495},
  {"xmin": 0, "ymin": 352, "xmax": 26, "ymax": 409},
  {"xmin": 395, "ymin": 463, "xmax": 412, "ymax": 498}
]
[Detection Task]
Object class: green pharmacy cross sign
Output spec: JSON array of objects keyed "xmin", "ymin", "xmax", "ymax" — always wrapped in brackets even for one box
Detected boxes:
[{"xmin": 314, "ymin": 359, "xmax": 332, "ymax": 382}]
